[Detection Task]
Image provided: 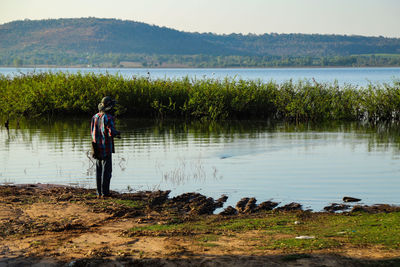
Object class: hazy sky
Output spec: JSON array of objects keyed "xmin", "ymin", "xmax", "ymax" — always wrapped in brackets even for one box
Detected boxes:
[{"xmin": 1, "ymin": 0, "xmax": 400, "ymax": 37}]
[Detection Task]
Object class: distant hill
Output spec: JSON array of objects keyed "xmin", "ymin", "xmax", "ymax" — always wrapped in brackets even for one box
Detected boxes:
[{"xmin": 1, "ymin": 17, "xmax": 400, "ymax": 67}]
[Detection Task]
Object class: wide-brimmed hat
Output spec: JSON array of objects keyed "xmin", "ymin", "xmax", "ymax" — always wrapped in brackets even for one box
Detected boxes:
[{"xmin": 98, "ymin": 96, "xmax": 116, "ymax": 112}]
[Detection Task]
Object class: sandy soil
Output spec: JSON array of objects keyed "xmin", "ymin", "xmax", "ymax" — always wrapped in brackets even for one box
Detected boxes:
[{"xmin": 0, "ymin": 184, "xmax": 399, "ymax": 266}]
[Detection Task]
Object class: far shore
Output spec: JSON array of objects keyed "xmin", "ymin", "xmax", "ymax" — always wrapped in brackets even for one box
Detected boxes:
[{"xmin": 1, "ymin": 64, "xmax": 399, "ymax": 69}]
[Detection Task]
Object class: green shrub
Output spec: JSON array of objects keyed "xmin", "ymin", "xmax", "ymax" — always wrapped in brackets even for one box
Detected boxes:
[{"xmin": 1, "ymin": 72, "xmax": 399, "ymax": 123}]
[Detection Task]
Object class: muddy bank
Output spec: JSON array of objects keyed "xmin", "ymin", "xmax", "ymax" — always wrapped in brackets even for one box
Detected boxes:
[
  {"xmin": 1, "ymin": 184, "xmax": 400, "ymax": 267},
  {"xmin": 1, "ymin": 184, "xmax": 399, "ymax": 218}
]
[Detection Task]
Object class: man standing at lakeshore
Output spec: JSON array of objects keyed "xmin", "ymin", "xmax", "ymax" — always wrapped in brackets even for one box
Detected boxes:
[{"xmin": 91, "ymin": 96, "xmax": 120, "ymax": 198}]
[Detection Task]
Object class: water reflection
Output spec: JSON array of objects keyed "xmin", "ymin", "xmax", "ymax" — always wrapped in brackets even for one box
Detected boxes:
[
  {"xmin": 1, "ymin": 116, "xmax": 400, "ymax": 210},
  {"xmin": 3, "ymin": 117, "xmax": 399, "ymax": 151}
]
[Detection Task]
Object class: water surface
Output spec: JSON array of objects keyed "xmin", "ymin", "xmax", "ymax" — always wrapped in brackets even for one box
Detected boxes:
[{"xmin": 1, "ymin": 67, "xmax": 399, "ymax": 87}]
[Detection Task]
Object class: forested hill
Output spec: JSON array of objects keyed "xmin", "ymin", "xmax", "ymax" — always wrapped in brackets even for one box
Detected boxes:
[{"xmin": 1, "ymin": 17, "xmax": 400, "ymax": 67}]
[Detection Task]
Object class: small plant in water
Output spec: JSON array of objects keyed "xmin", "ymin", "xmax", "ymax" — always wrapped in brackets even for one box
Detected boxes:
[{"xmin": 156, "ymin": 156, "xmax": 219, "ymax": 186}]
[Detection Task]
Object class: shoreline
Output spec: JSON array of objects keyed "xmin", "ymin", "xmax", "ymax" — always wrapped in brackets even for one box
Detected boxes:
[
  {"xmin": 2, "ymin": 183, "xmax": 399, "ymax": 214},
  {"xmin": 1, "ymin": 184, "xmax": 400, "ymax": 266},
  {"xmin": 1, "ymin": 65, "xmax": 400, "ymax": 70}
]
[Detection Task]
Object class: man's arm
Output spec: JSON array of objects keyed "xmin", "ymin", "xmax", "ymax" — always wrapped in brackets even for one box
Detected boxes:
[
  {"xmin": 90, "ymin": 116, "xmax": 97, "ymax": 142},
  {"xmin": 107, "ymin": 115, "xmax": 121, "ymax": 138}
]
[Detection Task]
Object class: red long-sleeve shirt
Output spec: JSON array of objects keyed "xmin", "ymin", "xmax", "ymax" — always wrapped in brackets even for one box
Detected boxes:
[{"xmin": 91, "ymin": 112, "xmax": 119, "ymax": 159}]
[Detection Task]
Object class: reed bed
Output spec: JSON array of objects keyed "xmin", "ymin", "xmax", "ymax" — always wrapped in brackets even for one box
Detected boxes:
[{"xmin": 0, "ymin": 72, "xmax": 399, "ymax": 123}]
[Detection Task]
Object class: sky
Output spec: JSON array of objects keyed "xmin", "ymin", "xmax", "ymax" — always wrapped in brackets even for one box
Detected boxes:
[{"xmin": 1, "ymin": 0, "xmax": 400, "ymax": 37}]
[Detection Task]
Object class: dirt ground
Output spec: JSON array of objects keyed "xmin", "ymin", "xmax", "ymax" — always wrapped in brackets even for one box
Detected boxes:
[{"xmin": 1, "ymin": 184, "xmax": 399, "ymax": 266}]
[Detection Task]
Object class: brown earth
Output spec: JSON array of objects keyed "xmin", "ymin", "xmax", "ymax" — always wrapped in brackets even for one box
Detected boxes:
[{"xmin": 0, "ymin": 184, "xmax": 399, "ymax": 267}]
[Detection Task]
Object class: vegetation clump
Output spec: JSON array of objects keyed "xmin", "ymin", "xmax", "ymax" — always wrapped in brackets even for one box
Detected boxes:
[{"xmin": 1, "ymin": 72, "xmax": 399, "ymax": 123}]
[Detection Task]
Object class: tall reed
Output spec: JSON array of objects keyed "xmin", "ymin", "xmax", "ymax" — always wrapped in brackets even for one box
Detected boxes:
[{"xmin": 0, "ymin": 72, "xmax": 399, "ymax": 123}]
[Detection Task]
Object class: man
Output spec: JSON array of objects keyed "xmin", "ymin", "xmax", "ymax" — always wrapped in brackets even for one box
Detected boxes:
[{"xmin": 91, "ymin": 96, "xmax": 120, "ymax": 198}]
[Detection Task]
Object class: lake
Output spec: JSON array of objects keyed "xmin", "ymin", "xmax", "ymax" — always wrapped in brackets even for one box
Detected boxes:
[
  {"xmin": 1, "ymin": 118, "xmax": 399, "ymax": 211},
  {"xmin": 1, "ymin": 67, "xmax": 400, "ymax": 211},
  {"xmin": 1, "ymin": 67, "xmax": 400, "ymax": 87}
]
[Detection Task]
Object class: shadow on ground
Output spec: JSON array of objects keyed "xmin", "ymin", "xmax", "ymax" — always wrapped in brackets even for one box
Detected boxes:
[{"xmin": 1, "ymin": 254, "xmax": 400, "ymax": 267}]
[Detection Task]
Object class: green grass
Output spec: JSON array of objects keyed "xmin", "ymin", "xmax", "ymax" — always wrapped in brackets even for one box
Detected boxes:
[
  {"xmin": 106, "ymin": 199, "xmax": 145, "ymax": 209},
  {"xmin": 298, "ymin": 212, "xmax": 400, "ymax": 249},
  {"xmin": 1, "ymin": 72, "xmax": 400, "ymax": 122},
  {"xmin": 259, "ymin": 238, "xmax": 342, "ymax": 250},
  {"xmin": 128, "ymin": 215, "xmax": 294, "ymax": 235},
  {"xmin": 216, "ymin": 216, "xmax": 297, "ymax": 234},
  {"xmin": 128, "ymin": 212, "xmax": 400, "ymax": 250}
]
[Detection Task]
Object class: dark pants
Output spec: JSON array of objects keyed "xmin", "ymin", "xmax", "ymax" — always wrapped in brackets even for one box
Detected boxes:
[{"xmin": 96, "ymin": 155, "xmax": 112, "ymax": 196}]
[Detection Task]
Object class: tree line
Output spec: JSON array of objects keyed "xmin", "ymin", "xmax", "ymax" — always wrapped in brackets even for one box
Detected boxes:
[{"xmin": 1, "ymin": 51, "xmax": 399, "ymax": 68}]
